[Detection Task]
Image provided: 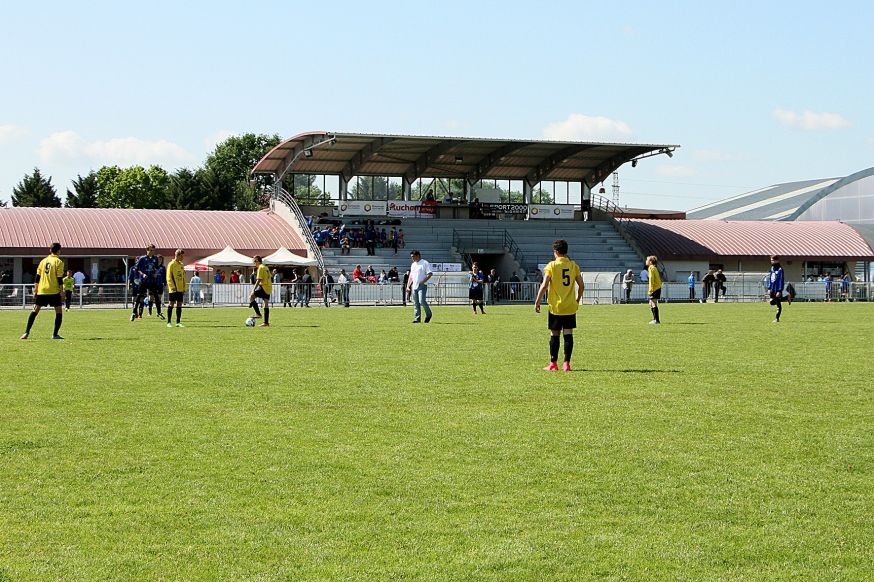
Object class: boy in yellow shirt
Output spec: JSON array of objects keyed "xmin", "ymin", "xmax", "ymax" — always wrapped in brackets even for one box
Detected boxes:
[
  {"xmin": 165, "ymin": 249, "xmax": 187, "ymax": 328},
  {"xmin": 21, "ymin": 243, "xmax": 65, "ymax": 340},
  {"xmin": 534, "ymin": 239, "xmax": 585, "ymax": 372},
  {"xmin": 646, "ymin": 255, "xmax": 662, "ymax": 325}
]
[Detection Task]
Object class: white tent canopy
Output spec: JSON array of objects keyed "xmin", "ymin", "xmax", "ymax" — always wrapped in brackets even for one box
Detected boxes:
[
  {"xmin": 263, "ymin": 247, "xmax": 317, "ymax": 267},
  {"xmin": 196, "ymin": 246, "xmax": 255, "ymax": 268}
]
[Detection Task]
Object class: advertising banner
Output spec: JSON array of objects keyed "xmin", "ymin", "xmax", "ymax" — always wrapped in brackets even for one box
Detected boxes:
[
  {"xmin": 387, "ymin": 200, "xmax": 435, "ymax": 218},
  {"xmin": 431, "ymin": 263, "xmax": 463, "ymax": 272},
  {"xmin": 338, "ymin": 201, "xmax": 387, "ymax": 216},
  {"xmin": 480, "ymin": 202, "xmax": 528, "ymax": 215},
  {"xmin": 528, "ymin": 204, "xmax": 576, "ymax": 220}
]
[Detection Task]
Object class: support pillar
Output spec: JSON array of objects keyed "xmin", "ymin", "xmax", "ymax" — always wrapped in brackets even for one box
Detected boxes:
[
  {"xmin": 403, "ymin": 178, "xmax": 412, "ymax": 201},
  {"xmin": 339, "ymin": 177, "xmax": 348, "ymax": 201}
]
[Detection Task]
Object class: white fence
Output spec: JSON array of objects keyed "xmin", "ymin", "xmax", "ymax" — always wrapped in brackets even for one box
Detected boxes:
[{"xmin": 1, "ymin": 280, "xmax": 871, "ymax": 310}]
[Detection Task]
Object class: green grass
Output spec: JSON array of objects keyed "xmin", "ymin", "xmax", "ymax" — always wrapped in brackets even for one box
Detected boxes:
[{"xmin": 0, "ymin": 302, "xmax": 872, "ymax": 580}]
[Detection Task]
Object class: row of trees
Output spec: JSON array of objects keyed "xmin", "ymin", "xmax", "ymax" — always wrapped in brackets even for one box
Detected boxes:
[{"xmin": 7, "ymin": 133, "xmax": 308, "ymax": 210}]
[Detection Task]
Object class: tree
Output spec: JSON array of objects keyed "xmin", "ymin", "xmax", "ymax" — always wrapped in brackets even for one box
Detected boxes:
[
  {"xmin": 12, "ymin": 168, "xmax": 62, "ymax": 207},
  {"xmin": 203, "ymin": 133, "xmax": 282, "ymax": 210},
  {"xmin": 96, "ymin": 165, "xmax": 170, "ymax": 208},
  {"xmin": 65, "ymin": 171, "xmax": 99, "ymax": 208},
  {"xmin": 205, "ymin": 133, "xmax": 281, "ymax": 184}
]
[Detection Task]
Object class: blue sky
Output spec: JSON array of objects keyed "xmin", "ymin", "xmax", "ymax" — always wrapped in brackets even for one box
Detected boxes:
[{"xmin": 1, "ymin": 0, "xmax": 872, "ymax": 210}]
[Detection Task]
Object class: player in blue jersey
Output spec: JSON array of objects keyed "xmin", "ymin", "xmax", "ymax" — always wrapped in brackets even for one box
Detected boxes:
[
  {"xmin": 767, "ymin": 255, "xmax": 785, "ymax": 323},
  {"xmin": 131, "ymin": 244, "xmax": 159, "ymax": 321}
]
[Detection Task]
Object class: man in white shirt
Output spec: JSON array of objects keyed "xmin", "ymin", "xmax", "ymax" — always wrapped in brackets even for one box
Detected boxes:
[{"xmin": 406, "ymin": 250, "xmax": 433, "ymax": 323}]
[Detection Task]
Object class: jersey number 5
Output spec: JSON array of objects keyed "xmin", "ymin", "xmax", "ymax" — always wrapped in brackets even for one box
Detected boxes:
[{"xmin": 562, "ymin": 268, "xmax": 570, "ymax": 286}]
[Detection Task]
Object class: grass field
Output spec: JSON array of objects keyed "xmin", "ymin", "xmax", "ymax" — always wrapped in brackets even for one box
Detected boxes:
[{"xmin": 1, "ymin": 302, "xmax": 872, "ymax": 580}]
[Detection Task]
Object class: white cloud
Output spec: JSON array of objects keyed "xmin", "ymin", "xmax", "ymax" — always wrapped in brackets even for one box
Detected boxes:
[
  {"xmin": 39, "ymin": 131, "xmax": 194, "ymax": 167},
  {"xmin": 203, "ymin": 129, "xmax": 235, "ymax": 151},
  {"xmin": 655, "ymin": 165, "xmax": 696, "ymax": 178},
  {"xmin": 543, "ymin": 113, "xmax": 633, "ymax": 141},
  {"xmin": 693, "ymin": 149, "xmax": 734, "ymax": 162},
  {"xmin": 774, "ymin": 108, "xmax": 850, "ymax": 130},
  {"xmin": 867, "ymin": 137, "xmax": 874, "ymax": 146},
  {"xmin": 0, "ymin": 124, "xmax": 28, "ymax": 144}
]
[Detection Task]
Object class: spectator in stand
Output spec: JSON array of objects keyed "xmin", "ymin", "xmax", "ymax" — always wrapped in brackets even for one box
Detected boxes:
[
  {"xmin": 388, "ymin": 266, "xmax": 399, "ymax": 283},
  {"xmin": 340, "ymin": 236, "xmax": 351, "ymax": 255},
  {"xmin": 397, "ymin": 229, "xmax": 405, "ymax": 249},
  {"xmin": 390, "ymin": 227, "xmax": 399, "ymax": 255},
  {"xmin": 715, "ymin": 268, "xmax": 727, "ymax": 301},
  {"xmin": 214, "ymin": 270, "xmax": 221, "ymax": 284},
  {"xmin": 688, "ymin": 271, "xmax": 697, "ymax": 301},
  {"xmin": 470, "ymin": 197, "xmax": 482, "ymax": 219},
  {"xmin": 230, "ymin": 270, "xmax": 240, "ymax": 284},
  {"xmin": 702, "ymin": 270, "xmax": 716, "ymax": 303},
  {"xmin": 189, "ymin": 271, "xmax": 202, "ymax": 304},
  {"xmin": 321, "ymin": 270, "xmax": 335, "ymax": 307},
  {"xmin": 840, "ymin": 272, "xmax": 851, "ymax": 301},
  {"xmin": 379, "ymin": 228, "xmax": 387, "ymax": 248},
  {"xmin": 488, "ymin": 268, "xmax": 501, "ymax": 304},
  {"xmin": 639, "ymin": 267, "xmax": 649, "ymax": 286},
  {"xmin": 825, "ymin": 273, "xmax": 834, "ymax": 301},
  {"xmin": 301, "ymin": 269, "xmax": 313, "ymax": 307},
  {"xmin": 73, "ymin": 269, "xmax": 86, "ymax": 289},
  {"xmin": 352, "ymin": 264, "xmax": 363, "ymax": 283},
  {"xmin": 623, "ymin": 269, "xmax": 635, "ymax": 303},
  {"xmin": 337, "ymin": 269, "xmax": 350, "ymax": 306},
  {"xmin": 365, "ymin": 265, "xmax": 377, "ymax": 284},
  {"xmin": 378, "ymin": 269, "xmax": 388, "ymax": 285}
]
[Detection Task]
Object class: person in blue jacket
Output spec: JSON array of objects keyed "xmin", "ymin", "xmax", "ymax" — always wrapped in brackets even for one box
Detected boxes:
[
  {"xmin": 687, "ymin": 271, "xmax": 696, "ymax": 301},
  {"xmin": 767, "ymin": 255, "xmax": 785, "ymax": 323}
]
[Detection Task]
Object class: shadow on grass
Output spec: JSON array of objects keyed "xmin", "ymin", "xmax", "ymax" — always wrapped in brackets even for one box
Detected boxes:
[
  {"xmin": 573, "ymin": 368, "xmax": 683, "ymax": 373},
  {"xmin": 80, "ymin": 337, "xmax": 141, "ymax": 341}
]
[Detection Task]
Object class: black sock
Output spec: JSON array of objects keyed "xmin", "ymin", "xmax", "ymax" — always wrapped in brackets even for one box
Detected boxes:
[
  {"xmin": 54, "ymin": 313, "xmax": 62, "ymax": 335},
  {"xmin": 472, "ymin": 304, "xmax": 477, "ymax": 312},
  {"xmin": 264, "ymin": 307, "xmax": 270, "ymax": 325},
  {"xmin": 156, "ymin": 301, "xmax": 162, "ymax": 315},
  {"xmin": 651, "ymin": 307, "xmax": 657, "ymax": 320},
  {"xmin": 654, "ymin": 306, "xmax": 660, "ymax": 323},
  {"xmin": 176, "ymin": 306, "xmax": 181, "ymax": 324},
  {"xmin": 479, "ymin": 303, "xmax": 485, "ymax": 313},
  {"xmin": 563, "ymin": 334, "xmax": 574, "ymax": 362},
  {"xmin": 549, "ymin": 335, "xmax": 560, "ymax": 362},
  {"xmin": 250, "ymin": 301, "xmax": 261, "ymax": 316},
  {"xmin": 25, "ymin": 311, "xmax": 37, "ymax": 334}
]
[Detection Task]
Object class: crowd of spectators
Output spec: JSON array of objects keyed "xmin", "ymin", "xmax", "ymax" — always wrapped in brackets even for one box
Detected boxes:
[{"xmin": 311, "ymin": 221, "xmax": 405, "ymax": 255}]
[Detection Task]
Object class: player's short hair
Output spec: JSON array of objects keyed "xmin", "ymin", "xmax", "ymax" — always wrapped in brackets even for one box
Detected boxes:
[
  {"xmin": 410, "ymin": 250, "xmax": 421, "ymax": 257},
  {"xmin": 646, "ymin": 255, "xmax": 659, "ymax": 265},
  {"xmin": 552, "ymin": 240, "xmax": 568, "ymax": 255},
  {"xmin": 146, "ymin": 243, "xmax": 155, "ymax": 250},
  {"xmin": 175, "ymin": 249, "xmax": 184, "ymax": 257},
  {"xmin": 253, "ymin": 255, "xmax": 262, "ymax": 263},
  {"xmin": 770, "ymin": 255, "xmax": 781, "ymax": 261},
  {"xmin": 50, "ymin": 242, "xmax": 62, "ymax": 254}
]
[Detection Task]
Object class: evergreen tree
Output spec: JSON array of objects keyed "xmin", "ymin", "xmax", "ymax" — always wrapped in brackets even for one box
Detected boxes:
[
  {"xmin": 65, "ymin": 171, "xmax": 99, "ymax": 208},
  {"xmin": 12, "ymin": 168, "xmax": 62, "ymax": 207}
]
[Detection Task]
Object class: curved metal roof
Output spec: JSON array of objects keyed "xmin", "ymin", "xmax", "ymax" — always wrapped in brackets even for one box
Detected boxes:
[
  {"xmin": 0, "ymin": 207, "xmax": 307, "ymax": 258},
  {"xmin": 624, "ymin": 219, "xmax": 874, "ymax": 260},
  {"xmin": 252, "ymin": 131, "xmax": 678, "ymax": 187},
  {"xmin": 687, "ymin": 166, "xmax": 874, "ymax": 221}
]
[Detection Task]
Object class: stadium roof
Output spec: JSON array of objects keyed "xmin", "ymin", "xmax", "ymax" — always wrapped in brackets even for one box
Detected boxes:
[
  {"xmin": 252, "ymin": 131, "xmax": 678, "ymax": 187},
  {"xmin": 0, "ymin": 207, "xmax": 308, "ymax": 258},
  {"xmin": 624, "ymin": 219, "xmax": 874, "ymax": 260},
  {"xmin": 687, "ymin": 166, "xmax": 874, "ymax": 221}
]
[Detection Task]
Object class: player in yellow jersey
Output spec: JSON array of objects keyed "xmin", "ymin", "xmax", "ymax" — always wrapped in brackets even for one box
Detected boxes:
[
  {"xmin": 21, "ymin": 242, "xmax": 66, "ymax": 340},
  {"xmin": 534, "ymin": 239, "xmax": 584, "ymax": 372},
  {"xmin": 249, "ymin": 256, "xmax": 272, "ymax": 327},
  {"xmin": 165, "ymin": 249, "xmax": 187, "ymax": 328},
  {"xmin": 62, "ymin": 270, "xmax": 75, "ymax": 311},
  {"xmin": 646, "ymin": 255, "xmax": 662, "ymax": 325}
]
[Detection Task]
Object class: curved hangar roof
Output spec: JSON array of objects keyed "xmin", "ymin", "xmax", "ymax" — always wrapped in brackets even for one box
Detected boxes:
[
  {"xmin": 253, "ymin": 132, "xmax": 678, "ymax": 187},
  {"xmin": 624, "ymin": 219, "xmax": 874, "ymax": 260},
  {"xmin": 0, "ymin": 207, "xmax": 307, "ymax": 258}
]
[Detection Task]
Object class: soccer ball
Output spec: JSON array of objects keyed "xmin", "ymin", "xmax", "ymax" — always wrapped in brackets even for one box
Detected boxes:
[{"xmin": 245, "ymin": 317, "xmax": 256, "ymax": 327}]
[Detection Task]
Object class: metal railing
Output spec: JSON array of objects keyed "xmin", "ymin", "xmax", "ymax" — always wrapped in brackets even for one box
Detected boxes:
[
  {"xmin": 273, "ymin": 186, "xmax": 325, "ymax": 272},
  {"xmin": 451, "ymin": 229, "xmax": 527, "ymax": 273}
]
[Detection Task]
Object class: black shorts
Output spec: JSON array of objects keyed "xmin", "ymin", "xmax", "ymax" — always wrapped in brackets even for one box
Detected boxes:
[
  {"xmin": 469, "ymin": 287, "xmax": 483, "ymax": 300},
  {"xmin": 548, "ymin": 312, "xmax": 577, "ymax": 331},
  {"xmin": 35, "ymin": 293, "xmax": 62, "ymax": 308},
  {"xmin": 151, "ymin": 285, "xmax": 164, "ymax": 296},
  {"xmin": 253, "ymin": 288, "xmax": 270, "ymax": 301},
  {"xmin": 168, "ymin": 292, "xmax": 184, "ymax": 302},
  {"xmin": 648, "ymin": 288, "xmax": 662, "ymax": 300}
]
